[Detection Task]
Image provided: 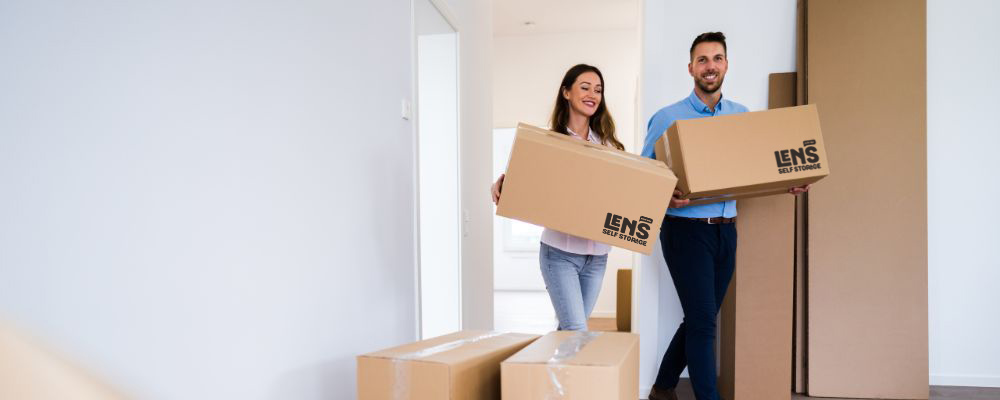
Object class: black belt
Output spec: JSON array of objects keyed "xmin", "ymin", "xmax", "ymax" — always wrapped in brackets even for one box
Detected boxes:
[{"xmin": 667, "ymin": 215, "xmax": 736, "ymax": 225}]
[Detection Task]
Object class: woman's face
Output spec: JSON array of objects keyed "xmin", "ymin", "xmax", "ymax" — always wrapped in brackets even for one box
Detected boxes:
[{"xmin": 562, "ymin": 71, "xmax": 603, "ymax": 118}]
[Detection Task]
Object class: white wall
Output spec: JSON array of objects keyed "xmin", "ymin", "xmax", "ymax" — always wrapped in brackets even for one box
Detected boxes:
[
  {"xmin": 927, "ymin": 0, "xmax": 1000, "ymax": 388},
  {"xmin": 493, "ymin": 29, "xmax": 640, "ymax": 317},
  {"xmin": 641, "ymin": 0, "xmax": 1000, "ymax": 391},
  {"xmin": 494, "ymin": 29, "xmax": 640, "ymax": 147},
  {"xmin": 0, "ymin": 0, "xmax": 491, "ymax": 398}
]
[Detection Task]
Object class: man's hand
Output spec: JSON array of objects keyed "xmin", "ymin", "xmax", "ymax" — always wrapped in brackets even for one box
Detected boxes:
[
  {"xmin": 491, "ymin": 174, "xmax": 505, "ymax": 204},
  {"xmin": 669, "ymin": 189, "xmax": 690, "ymax": 208},
  {"xmin": 788, "ymin": 184, "xmax": 812, "ymax": 195}
]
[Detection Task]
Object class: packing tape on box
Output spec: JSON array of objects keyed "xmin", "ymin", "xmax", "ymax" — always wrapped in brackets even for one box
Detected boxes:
[
  {"xmin": 546, "ymin": 331, "xmax": 603, "ymax": 399},
  {"xmin": 391, "ymin": 331, "xmax": 506, "ymax": 399}
]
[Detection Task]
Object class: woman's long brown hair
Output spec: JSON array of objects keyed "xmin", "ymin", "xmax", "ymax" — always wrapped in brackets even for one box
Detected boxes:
[{"xmin": 549, "ymin": 64, "xmax": 624, "ymax": 151}]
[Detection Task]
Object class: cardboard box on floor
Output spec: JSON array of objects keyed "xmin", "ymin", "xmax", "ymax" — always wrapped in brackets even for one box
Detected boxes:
[
  {"xmin": 496, "ymin": 123, "xmax": 676, "ymax": 255},
  {"xmin": 653, "ymin": 105, "xmax": 829, "ymax": 205},
  {"xmin": 501, "ymin": 331, "xmax": 638, "ymax": 400},
  {"xmin": 357, "ymin": 331, "xmax": 539, "ymax": 400}
]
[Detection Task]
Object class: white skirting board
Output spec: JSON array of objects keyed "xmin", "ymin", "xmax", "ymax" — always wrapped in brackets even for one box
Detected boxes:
[{"xmin": 930, "ymin": 374, "xmax": 1000, "ymax": 388}]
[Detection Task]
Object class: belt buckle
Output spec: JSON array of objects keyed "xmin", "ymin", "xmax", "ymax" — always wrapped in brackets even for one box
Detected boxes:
[{"xmin": 706, "ymin": 217, "xmax": 715, "ymax": 225}]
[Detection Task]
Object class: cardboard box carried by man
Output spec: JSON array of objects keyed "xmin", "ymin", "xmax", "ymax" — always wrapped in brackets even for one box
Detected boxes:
[{"xmin": 655, "ymin": 104, "xmax": 829, "ymax": 205}]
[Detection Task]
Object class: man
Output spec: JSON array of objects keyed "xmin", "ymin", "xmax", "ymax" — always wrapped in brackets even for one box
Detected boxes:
[{"xmin": 642, "ymin": 32, "xmax": 809, "ymax": 400}]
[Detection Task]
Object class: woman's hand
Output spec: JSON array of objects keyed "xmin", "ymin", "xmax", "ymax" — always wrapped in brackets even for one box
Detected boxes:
[
  {"xmin": 788, "ymin": 184, "xmax": 812, "ymax": 195},
  {"xmin": 669, "ymin": 189, "xmax": 690, "ymax": 208},
  {"xmin": 491, "ymin": 174, "xmax": 505, "ymax": 205}
]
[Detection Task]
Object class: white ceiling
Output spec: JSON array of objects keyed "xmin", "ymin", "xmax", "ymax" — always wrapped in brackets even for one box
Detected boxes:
[{"xmin": 493, "ymin": 0, "xmax": 638, "ymax": 36}]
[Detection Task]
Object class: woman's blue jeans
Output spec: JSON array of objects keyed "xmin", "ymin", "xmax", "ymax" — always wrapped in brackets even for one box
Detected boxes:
[{"xmin": 538, "ymin": 242, "xmax": 608, "ymax": 331}]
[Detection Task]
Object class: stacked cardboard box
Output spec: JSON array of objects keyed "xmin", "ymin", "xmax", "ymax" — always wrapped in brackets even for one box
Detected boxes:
[{"xmin": 356, "ymin": 331, "xmax": 539, "ymax": 399}]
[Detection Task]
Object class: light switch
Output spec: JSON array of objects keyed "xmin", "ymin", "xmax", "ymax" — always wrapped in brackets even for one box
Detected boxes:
[
  {"xmin": 462, "ymin": 209, "xmax": 470, "ymax": 238},
  {"xmin": 401, "ymin": 99, "xmax": 412, "ymax": 120}
]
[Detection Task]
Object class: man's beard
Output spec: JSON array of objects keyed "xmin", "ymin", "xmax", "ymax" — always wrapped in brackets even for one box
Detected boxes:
[{"xmin": 695, "ymin": 74, "xmax": 724, "ymax": 94}]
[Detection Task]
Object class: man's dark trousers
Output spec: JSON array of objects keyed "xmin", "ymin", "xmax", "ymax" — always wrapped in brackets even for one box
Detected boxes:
[{"xmin": 653, "ymin": 217, "xmax": 737, "ymax": 400}]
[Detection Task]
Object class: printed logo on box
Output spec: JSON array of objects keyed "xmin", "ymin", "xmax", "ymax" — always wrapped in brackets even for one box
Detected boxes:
[
  {"xmin": 774, "ymin": 140, "xmax": 822, "ymax": 174},
  {"xmin": 603, "ymin": 214, "xmax": 652, "ymax": 246}
]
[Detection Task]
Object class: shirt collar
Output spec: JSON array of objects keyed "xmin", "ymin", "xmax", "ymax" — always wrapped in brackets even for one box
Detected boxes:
[
  {"xmin": 687, "ymin": 90, "xmax": 725, "ymax": 114},
  {"xmin": 567, "ymin": 126, "xmax": 600, "ymax": 144}
]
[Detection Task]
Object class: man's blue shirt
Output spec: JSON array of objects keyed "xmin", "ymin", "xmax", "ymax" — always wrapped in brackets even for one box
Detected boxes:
[{"xmin": 641, "ymin": 90, "xmax": 749, "ymax": 218}]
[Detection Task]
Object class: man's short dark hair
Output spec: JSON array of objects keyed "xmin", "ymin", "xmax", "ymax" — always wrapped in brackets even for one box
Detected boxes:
[{"xmin": 690, "ymin": 32, "xmax": 727, "ymax": 59}]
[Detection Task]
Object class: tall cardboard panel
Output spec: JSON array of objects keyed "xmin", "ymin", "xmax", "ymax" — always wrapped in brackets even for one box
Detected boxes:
[
  {"xmin": 793, "ymin": 0, "xmax": 809, "ymax": 393},
  {"xmin": 717, "ymin": 72, "xmax": 797, "ymax": 400},
  {"xmin": 806, "ymin": 0, "xmax": 928, "ymax": 398},
  {"xmin": 616, "ymin": 269, "xmax": 632, "ymax": 332},
  {"xmin": 793, "ymin": 181, "xmax": 808, "ymax": 393}
]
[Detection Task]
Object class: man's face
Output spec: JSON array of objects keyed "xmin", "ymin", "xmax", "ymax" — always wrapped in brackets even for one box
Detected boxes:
[{"xmin": 688, "ymin": 41, "xmax": 728, "ymax": 94}]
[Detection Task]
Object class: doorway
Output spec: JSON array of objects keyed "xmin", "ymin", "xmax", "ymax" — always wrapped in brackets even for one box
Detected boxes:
[
  {"xmin": 415, "ymin": 0, "xmax": 460, "ymax": 339},
  {"xmin": 490, "ymin": 0, "xmax": 642, "ymax": 334}
]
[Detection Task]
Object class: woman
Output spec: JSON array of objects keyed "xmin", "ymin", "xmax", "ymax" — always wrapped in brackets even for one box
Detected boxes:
[{"xmin": 491, "ymin": 64, "xmax": 625, "ymax": 331}]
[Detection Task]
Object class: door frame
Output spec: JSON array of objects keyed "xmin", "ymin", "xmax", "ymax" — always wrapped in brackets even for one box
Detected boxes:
[{"xmin": 410, "ymin": 0, "xmax": 462, "ymax": 339}]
